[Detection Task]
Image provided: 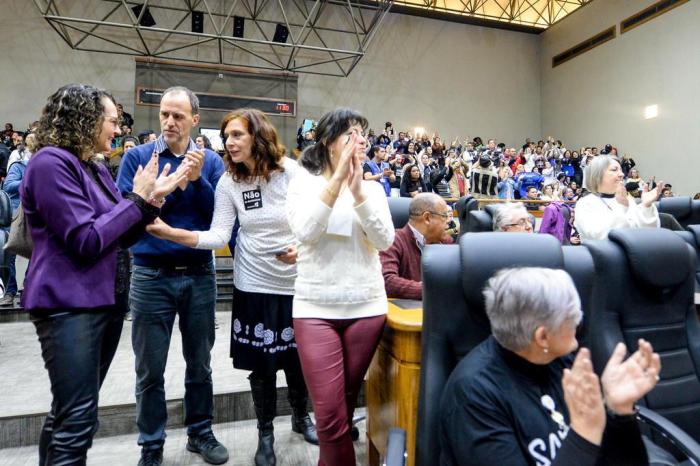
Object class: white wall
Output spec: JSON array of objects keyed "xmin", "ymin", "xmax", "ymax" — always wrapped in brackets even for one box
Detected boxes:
[
  {"xmin": 0, "ymin": 0, "xmax": 136, "ymax": 129},
  {"xmin": 541, "ymin": 0, "xmax": 700, "ymax": 195},
  {"xmin": 298, "ymin": 13, "xmax": 542, "ymax": 148},
  {"xmin": 0, "ymin": 2, "xmax": 541, "ymax": 149}
]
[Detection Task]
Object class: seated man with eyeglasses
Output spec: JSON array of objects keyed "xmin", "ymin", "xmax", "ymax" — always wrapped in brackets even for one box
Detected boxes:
[
  {"xmin": 380, "ymin": 193, "xmax": 453, "ymax": 300},
  {"xmin": 493, "ymin": 203, "xmax": 535, "ymax": 233}
]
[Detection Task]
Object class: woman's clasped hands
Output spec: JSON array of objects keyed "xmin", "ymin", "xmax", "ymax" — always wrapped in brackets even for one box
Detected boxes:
[{"xmin": 334, "ymin": 131, "xmax": 366, "ymax": 204}]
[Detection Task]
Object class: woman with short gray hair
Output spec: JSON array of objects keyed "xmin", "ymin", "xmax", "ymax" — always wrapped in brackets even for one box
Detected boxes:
[
  {"xmin": 492, "ymin": 202, "xmax": 533, "ymax": 232},
  {"xmin": 574, "ymin": 155, "xmax": 661, "ymax": 242},
  {"xmin": 440, "ymin": 267, "xmax": 660, "ymax": 466}
]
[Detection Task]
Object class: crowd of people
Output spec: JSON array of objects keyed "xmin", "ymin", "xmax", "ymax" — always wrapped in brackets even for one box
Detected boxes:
[
  {"xmin": 353, "ymin": 127, "xmax": 674, "ymax": 206},
  {"xmin": 1, "ymin": 83, "xmax": 694, "ymax": 466}
]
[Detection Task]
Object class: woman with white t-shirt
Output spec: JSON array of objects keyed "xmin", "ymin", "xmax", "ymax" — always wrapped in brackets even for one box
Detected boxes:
[
  {"xmin": 146, "ymin": 108, "xmax": 316, "ymax": 466},
  {"xmin": 574, "ymin": 155, "xmax": 662, "ymax": 242},
  {"xmin": 287, "ymin": 108, "xmax": 394, "ymax": 466}
]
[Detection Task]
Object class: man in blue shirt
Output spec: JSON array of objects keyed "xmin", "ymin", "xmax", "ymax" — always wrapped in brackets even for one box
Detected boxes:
[
  {"xmin": 363, "ymin": 144, "xmax": 394, "ymax": 196},
  {"xmin": 117, "ymin": 86, "xmax": 226, "ymax": 466}
]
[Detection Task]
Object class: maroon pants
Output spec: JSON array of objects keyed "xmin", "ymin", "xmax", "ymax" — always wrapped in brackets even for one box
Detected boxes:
[{"xmin": 294, "ymin": 315, "xmax": 386, "ymax": 466}]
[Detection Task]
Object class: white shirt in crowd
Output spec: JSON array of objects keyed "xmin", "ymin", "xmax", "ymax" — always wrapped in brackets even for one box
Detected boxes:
[
  {"xmin": 287, "ymin": 170, "xmax": 394, "ymax": 320},
  {"xmin": 7, "ymin": 148, "xmax": 31, "ymax": 168},
  {"xmin": 195, "ymin": 157, "xmax": 299, "ymax": 295},
  {"xmin": 574, "ymin": 193, "xmax": 660, "ymax": 242}
]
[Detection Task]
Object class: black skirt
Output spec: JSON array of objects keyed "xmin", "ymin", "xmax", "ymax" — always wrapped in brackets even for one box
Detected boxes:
[{"xmin": 230, "ymin": 286, "xmax": 299, "ymax": 373}]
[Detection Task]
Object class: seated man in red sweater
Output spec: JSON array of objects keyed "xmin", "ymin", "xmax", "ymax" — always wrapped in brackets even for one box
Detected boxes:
[{"xmin": 380, "ymin": 193, "xmax": 452, "ymax": 300}]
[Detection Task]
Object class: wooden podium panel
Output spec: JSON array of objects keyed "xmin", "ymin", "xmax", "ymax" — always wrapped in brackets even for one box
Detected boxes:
[{"xmin": 367, "ymin": 300, "xmax": 422, "ymax": 466}]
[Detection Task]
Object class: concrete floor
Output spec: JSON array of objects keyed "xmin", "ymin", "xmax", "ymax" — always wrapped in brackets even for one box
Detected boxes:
[
  {"xmin": 0, "ymin": 312, "xmax": 287, "ymax": 418},
  {"xmin": 0, "ymin": 413, "xmax": 369, "ymax": 466}
]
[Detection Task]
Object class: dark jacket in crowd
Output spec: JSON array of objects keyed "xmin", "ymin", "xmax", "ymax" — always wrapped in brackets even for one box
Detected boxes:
[
  {"xmin": 621, "ymin": 158, "xmax": 636, "ymax": 177},
  {"xmin": 0, "ymin": 142, "xmax": 10, "ymax": 178},
  {"xmin": 439, "ymin": 336, "xmax": 648, "ymax": 466},
  {"xmin": 400, "ymin": 177, "xmax": 427, "ymax": 198}
]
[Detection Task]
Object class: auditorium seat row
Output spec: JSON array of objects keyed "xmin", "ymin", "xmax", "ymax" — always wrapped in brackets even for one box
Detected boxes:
[
  {"xmin": 454, "ymin": 195, "xmax": 700, "ymax": 235},
  {"xmin": 417, "ymin": 228, "xmax": 700, "ymax": 465}
]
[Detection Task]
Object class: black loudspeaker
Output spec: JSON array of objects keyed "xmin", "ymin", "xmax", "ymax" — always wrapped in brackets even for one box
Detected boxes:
[
  {"xmin": 192, "ymin": 11, "xmax": 204, "ymax": 33},
  {"xmin": 131, "ymin": 4, "xmax": 156, "ymax": 27},
  {"xmin": 273, "ymin": 23, "xmax": 289, "ymax": 43},
  {"xmin": 233, "ymin": 16, "xmax": 245, "ymax": 38}
]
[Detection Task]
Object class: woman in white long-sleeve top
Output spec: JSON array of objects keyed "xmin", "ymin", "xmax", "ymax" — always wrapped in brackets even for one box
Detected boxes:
[
  {"xmin": 286, "ymin": 108, "xmax": 394, "ymax": 466},
  {"xmin": 574, "ymin": 155, "xmax": 662, "ymax": 242}
]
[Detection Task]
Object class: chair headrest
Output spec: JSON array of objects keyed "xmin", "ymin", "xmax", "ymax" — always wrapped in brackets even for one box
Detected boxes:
[
  {"xmin": 468, "ymin": 211, "xmax": 493, "ymax": 233},
  {"xmin": 659, "ymin": 213, "xmax": 684, "ymax": 231},
  {"xmin": 658, "ymin": 196, "xmax": 692, "ymax": 220},
  {"xmin": 388, "ymin": 197, "xmax": 412, "ymax": 229},
  {"xmin": 460, "ymin": 233, "xmax": 564, "ymax": 308},
  {"xmin": 484, "ymin": 204, "xmax": 501, "ymax": 216},
  {"xmin": 689, "ymin": 225, "xmax": 700, "ymax": 245},
  {"xmin": 609, "ymin": 229, "xmax": 691, "ymax": 288},
  {"xmin": 454, "ymin": 195, "xmax": 473, "ymax": 215}
]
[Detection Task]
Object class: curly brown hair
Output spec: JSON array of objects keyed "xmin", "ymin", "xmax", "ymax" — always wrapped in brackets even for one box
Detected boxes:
[
  {"xmin": 35, "ymin": 84, "xmax": 115, "ymax": 160},
  {"xmin": 220, "ymin": 108, "xmax": 286, "ymax": 183}
]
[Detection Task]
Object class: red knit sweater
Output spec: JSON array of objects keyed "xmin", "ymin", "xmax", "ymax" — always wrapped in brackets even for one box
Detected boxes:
[{"xmin": 379, "ymin": 225, "xmax": 423, "ymax": 300}]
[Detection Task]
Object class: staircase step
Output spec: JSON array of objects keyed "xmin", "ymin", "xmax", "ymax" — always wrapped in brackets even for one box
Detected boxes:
[
  {"xmin": 0, "ymin": 385, "xmax": 366, "ymax": 449},
  {"xmin": 1, "ymin": 293, "xmax": 234, "ymax": 323}
]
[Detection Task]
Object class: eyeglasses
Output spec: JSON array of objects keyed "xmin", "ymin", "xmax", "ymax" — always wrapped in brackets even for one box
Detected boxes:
[
  {"xmin": 505, "ymin": 218, "xmax": 532, "ymax": 228},
  {"xmin": 429, "ymin": 211, "xmax": 451, "ymax": 220}
]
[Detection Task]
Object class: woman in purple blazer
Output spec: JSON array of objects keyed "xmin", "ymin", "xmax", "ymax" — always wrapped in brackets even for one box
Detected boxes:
[{"xmin": 21, "ymin": 84, "xmax": 187, "ymax": 466}]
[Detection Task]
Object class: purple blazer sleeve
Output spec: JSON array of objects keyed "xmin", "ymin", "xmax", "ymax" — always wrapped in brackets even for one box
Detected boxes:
[{"xmin": 24, "ymin": 150, "xmax": 143, "ymax": 260}]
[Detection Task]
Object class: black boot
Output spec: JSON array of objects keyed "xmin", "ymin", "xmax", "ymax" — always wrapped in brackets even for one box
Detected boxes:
[
  {"xmin": 250, "ymin": 374, "xmax": 277, "ymax": 466},
  {"xmin": 286, "ymin": 367, "xmax": 319, "ymax": 445}
]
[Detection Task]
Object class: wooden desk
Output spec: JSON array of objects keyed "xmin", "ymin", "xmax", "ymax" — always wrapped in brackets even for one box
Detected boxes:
[{"xmin": 367, "ymin": 300, "xmax": 422, "ymax": 466}]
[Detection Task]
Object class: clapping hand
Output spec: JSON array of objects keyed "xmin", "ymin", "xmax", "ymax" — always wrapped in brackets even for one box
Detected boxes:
[
  {"xmin": 615, "ymin": 183, "xmax": 629, "ymax": 207},
  {"xmin": 602, "ymin": 339, "xmax": 660, "ymax": 415},
  {"xmin": 332, "ymin": 132, "xmax": 361, "ymax": 182},
  {"xmin": 151, "ymin": 161, "xmax": 191, "ymax": 201},
  {"xmin": 132, "ymin": 151, "xmax": 161, "ymax": 201},
  {"xmin": 183, "ymin": 149, "xmax": 205, "ymax": 182},
  {"xmin": 347, "ymin": 145, "xmax": 365, "ymax": 201},
  {"xmin": 641, "ymin": 180, "xmax": 664, "ymax": 208},
  {"xmin": 562, "ymin": 348, "xmax": 606, "ymax": 446}
]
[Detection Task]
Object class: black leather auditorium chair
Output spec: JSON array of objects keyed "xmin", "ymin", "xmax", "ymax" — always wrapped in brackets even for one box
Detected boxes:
[
  {"xmin": 584, "ymin": 228, "xmax": 700, "ymax": 462},
  {"xmin": 416, "ymin": 229, "xmax": 700, "ymax": 465},
  {"xmin": 467, "ymin": 204, "xmax": 499, "ymax": 233},
  {"xmin": 416, "ymin": 233, "xmax": 594, "ymax": 465},
  {"xmin": 453, "ymin": 195, "xmax": 477, "ymax": 237},
  {"xmin": 388, "ymin": 197, "xmax": 412, "ymax": 230},
  {"xmin": 658, "ymin": 196, "xmax": 700, "ymax": 229},
  {"xmin": 675, "ymin": 226, "xmax": 700, "ymax": 291}
]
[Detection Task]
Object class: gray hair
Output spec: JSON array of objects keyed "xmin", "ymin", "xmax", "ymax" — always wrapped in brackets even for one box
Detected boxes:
[
  {"xmin": 586, "ymin": 155, "xmax": 620, "ymax": 194},
  {"xmin": 409, "ymin": 192, "xmax": 445, "ymax": 218},
  {"xmin": 493, "ymin": 203, "xmax": 528, "ymax": 231},
  {"xmin": 483, "ymin": 267, "xmax": 582, "ymax": 352},
  {"xmin": 162, "ymin": 86, "xmax": 200, "ymax": 115}
]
